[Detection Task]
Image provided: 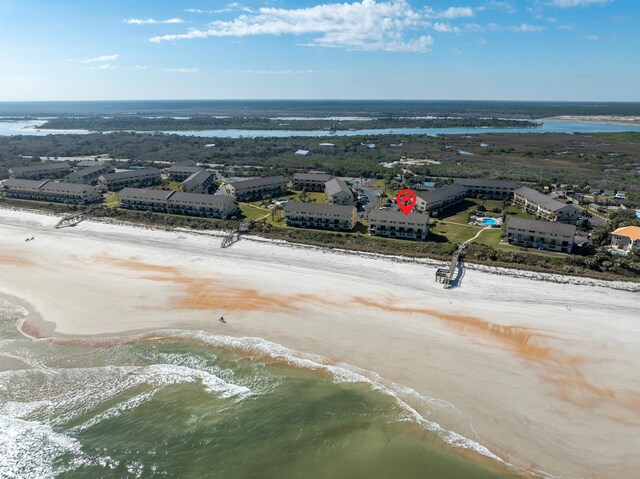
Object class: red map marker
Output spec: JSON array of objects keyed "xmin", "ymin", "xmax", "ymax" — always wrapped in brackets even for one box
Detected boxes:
[{"xmin": 396, "ymin": 189, "xmax": 417, "ymax": 216}]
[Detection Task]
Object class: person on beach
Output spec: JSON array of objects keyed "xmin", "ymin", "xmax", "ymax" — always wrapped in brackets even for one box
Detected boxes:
[{"xmin": 219, "ymin": 316, "xmax": 226, "ymax": 324}]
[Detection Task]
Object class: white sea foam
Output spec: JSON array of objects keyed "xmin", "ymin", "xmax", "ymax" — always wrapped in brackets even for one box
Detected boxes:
[
  {"xmin": 158, "ymin": 329, "xmax": 511, "ymax": 466},
  {"xmin": 140, "ymin": 363, "xmax": 251, "ymax": 398},
  {"xmin": 0, "ymin": 298, "xmax": 29, "ymax": 319},
  {"xmin": 0, "ymin": 415, "xmax": 81, "ymax": 478}
]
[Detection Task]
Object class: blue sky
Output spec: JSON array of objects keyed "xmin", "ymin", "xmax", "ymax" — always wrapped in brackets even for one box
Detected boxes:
[{"xmin": 0, "ymin": 0, "xmax": 637, "ymax": 101}]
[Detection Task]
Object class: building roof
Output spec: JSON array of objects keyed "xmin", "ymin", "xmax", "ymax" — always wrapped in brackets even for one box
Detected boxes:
[
  {"xmin": 228, "ymin": 175, "xmax": 288, "ymax": 191},
  {"xmin": 325, "ymin": 178, "xmax": 352, "ymax": 196},
  {"xmin": 77, "ymin": 160, "xmax": 105, "ymax": 167},
  {"xmin": 119, "ymin": 188, "xmax": 175, "ymax": 200},
  {"xmin": 295, "ymin": 149, "xmax": 310, "ymax": 155},
  {"xmin": 507, "ymin": 217, "xmax": 577, "ymax": 236},
  {"xmin": 293, "ymin": 172, "xmax": 334, "ymax": 182},
  {"xmin": 10, "ymin": 162, "xmax": 71, "ymax": 173},
  {"xmin": 67, "ymin": 165, "xmax": 107, "ymax": 180},
  {"xmin": 177, "ymin": 160, "xmax": 197, "ymax": 166},
  {"xmin": 417, "ymin": 184, "xmax": 467, "ymax": 203},
  {"xmin": 369, "ymin": 209, "xmax": 430, "ymax": 224},
  {"xmin": 284, "ymin": 201, "xmax": 355, "ymax": 216},
  {"xmin": 514, "ymin": 186, "xmax": 578, "ymax": 212},
  {"xmin": 40, "ymin": 181, "xmax": 97, "ymax": 193},
  {"xmin": 168, "ymin": 164, "xmax": 203, "ymax": 174},
  {"xmin": 454, "ymin": 178, "xmax": 517, "ymax": 188},
  {"xmin": 3, "ymin": 178, "xmax": 48, "ymax": 189},
  {"xmin": 169, "ymin": 191, "xmax": 236, "ymax": 206},
  {"xmin": 610, "ymin": 226, "xmax": 640, "ymax": 241},
  {"xmin": 101, "ymin": 168, "xmax": 161, "ymax": 181},
  {"xmin": 182, "ymin": 170, "xmax": 213, "ymax": 186}
]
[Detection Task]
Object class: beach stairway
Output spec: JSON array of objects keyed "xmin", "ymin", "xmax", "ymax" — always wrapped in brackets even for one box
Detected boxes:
[
  {"xmin": 54, "ymin": 205, "xmax": 102, "ymax": 229},
  {"xmin": 221, "ymin": 220, "xmax": 252, "ymax": 248},
  {"xmin": 435, "ymin": 243, "xmax": 468, "ymax": 288}
]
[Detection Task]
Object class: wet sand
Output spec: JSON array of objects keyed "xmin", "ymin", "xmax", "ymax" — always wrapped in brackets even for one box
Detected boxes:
[{"xmin": 0, "ymin": 207, "xmax": 639, "ymax": 479}]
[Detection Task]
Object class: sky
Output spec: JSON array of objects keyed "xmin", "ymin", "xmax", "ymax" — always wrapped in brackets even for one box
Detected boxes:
[{"xmin": 0, "ymin": 0, "xmax": 638, "ymax": 101}]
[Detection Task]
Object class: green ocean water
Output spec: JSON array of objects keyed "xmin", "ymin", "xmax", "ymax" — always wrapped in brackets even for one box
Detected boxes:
[{"xmin": 0, "ymin": 306, "xmax": 518, "ymax": 479}]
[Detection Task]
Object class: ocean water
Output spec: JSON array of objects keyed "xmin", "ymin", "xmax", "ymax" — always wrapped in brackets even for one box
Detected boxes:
[{"xmin": 0, "ymin": 306, "xmax": 518, "ymax": 479}]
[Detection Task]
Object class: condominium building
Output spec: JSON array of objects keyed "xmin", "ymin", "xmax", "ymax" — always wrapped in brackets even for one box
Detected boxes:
[
  {"xmin": 505, "ymin": 217, "xmax": 576, "ymax": 253},
  {"xmin": 167, "ymin": 164, "xmax": 204, "ymax": 182},
  {"xmin": 99, "ymin": 168, "xmax": 162, "ymax": 191},
  {"xmin": 9, "ymin": 162, "xmax": 71, "ymax": 180},
  {"xmin": 118, "ymin": 188, "xmax": 173, "ymax": 212},
  {"xmin": 119, "ymin": 188, "xmax": 238, "ymax": 219},
  {"xmin": 325, "ymin": 178, "xmax": 355, "ymax": 205},
  {"xmin": 66, "ymin": 164, "xmax": 114, "ymax": 184},
  {"xmin": 415, "ymin": 184, "xmax": 467, "ymax": 214},
  {"xmin": 181, "ymin": 170, "xmax": 214, "ymax": 194},
  {"xmin": 223, "ymin": 176, "xmax": 288, "ymax": 201},
  {"xmin": 292, "ymin": 173, "xmax": 334, "ymax": 192},
  {"xmin": 368, "ymin": 209, "xmax": 430, "ymax": 240},
  {"xmin": 453, "ymin": 178, "xmax": 516, "ymax": 199},
  {"xmin": 283, "ymin": 202, "xmax": 357, "ymax": 231},
  {"xmin": 513, "ymin": 187, "xmax": 581, "ymax": 224},
  {"xmin": 167, "ymin": 192, "xmax": 238, "ymax": 219},
  {"xmin": 2, "ymin": 178, "xmax": 101, "ymax": 204},
  {"xmin": 76, "ymin": 160, "xmax": 106, "ymax": 168}
]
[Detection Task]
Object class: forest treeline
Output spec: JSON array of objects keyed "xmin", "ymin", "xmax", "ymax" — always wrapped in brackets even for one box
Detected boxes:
[
  {"xmin": 39, "ymin": 116, "xmax": 537, "ymax": 132},
  {"xmin": 0, "ymin": 132, "xmax": 638, "ymax": 196}
]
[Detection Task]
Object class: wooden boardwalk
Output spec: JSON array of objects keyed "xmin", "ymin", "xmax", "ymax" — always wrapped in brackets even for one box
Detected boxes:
[
  {"xmin": 54, "ymin": 205, "xmax": 103, "ymax": 229},
  {"xmin": 435, "ymin": 242, "xmax": 468, "ymax": 288},
  {"xmin": 221, "ymin": 220, "xmax": 252, "ymax": 248}
]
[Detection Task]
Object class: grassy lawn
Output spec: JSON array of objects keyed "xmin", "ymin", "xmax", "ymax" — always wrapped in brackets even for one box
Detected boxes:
[
  {"xmin": 154, "ymin": 181, "xmax": 182, "ymax": 191},
  {"xmin": 246, "ymin": 189, "xmax": 327, "ymax": 208},
  {"xmin": 239, "ymin": 203, "xmax": 270, "ymax": 220},
  {"xmin": 473, "ymin": 228, "xmax": 503, "ymax": 247},
  {"xmin": 436, "ymin": 199, "xmax": 478, "ymax": 223},
  {"xmin": 104, "ymin": 192, "xmax": 119, "ymax": 208},
  {"xmin": 430, "ymin": 221, "xmax": 479, "ymax": 243}
]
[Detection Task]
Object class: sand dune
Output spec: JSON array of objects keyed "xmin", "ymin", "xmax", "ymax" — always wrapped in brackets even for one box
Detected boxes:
[{"xmin": 0, "ymin": 207, "xmax": 639, "ymax": 479}]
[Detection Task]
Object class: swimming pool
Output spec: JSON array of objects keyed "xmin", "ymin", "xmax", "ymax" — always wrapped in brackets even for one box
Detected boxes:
[{"xmin": 481, "ymin": 218, "xmax": 498, "ymax": 226}]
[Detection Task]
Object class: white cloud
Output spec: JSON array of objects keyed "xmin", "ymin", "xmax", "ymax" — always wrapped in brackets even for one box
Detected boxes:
[
  {"xmin": 479, "ymin": 1, "xmax": 516, "ymax": 13},
  {"xmin": 80, "ymin": 54, "xmax": 119, "ymax": 63},
  {"xmin": 547, "ymin": 0, "xmax": 608, "ymax": 6},
  {"xmin": 151, "ymin": 0, "xmax": 434, "ymax": 53},
  {"xmin": 433, "ymin": 22, "xmax": 461, "ymax": 33},
  {"xmin": 185, "ymin": 4, "xmax": 254, "ymax": 14},
  {"xmin": 478, "ymin": 23, "xmax": 545, "ymax": 32},
  {"xmin": 125, "ymin": 18, "xmax": 185, "ymax": 25},
  {"xmin": 587, "ymin": 34, "xmax": 600, "ymax": 40},
  {"xmin": 507, "ymin": 23, "xmax": 545, "ymax": 32},
  {"xmin": 435, "ymin": 6, "xmax": 474, "ymax": 19},
  {"xmin": 134, "ymin": 65, "xmax": 152, "ymax": 70}
]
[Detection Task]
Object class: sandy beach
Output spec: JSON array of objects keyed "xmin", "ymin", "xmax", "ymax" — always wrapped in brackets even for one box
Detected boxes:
[
  {"xmin": 1, "ymin": 207, "xmax": 639, "ymax": 479},
  {"xmin": 547, "ymin": 115, "xmax": 640, "ymax": 126}
]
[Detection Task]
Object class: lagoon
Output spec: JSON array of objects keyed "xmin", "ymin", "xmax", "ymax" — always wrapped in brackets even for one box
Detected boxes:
[{"xmin": 1, "ymin": 119, "xmax": 640, "ymax": 138}]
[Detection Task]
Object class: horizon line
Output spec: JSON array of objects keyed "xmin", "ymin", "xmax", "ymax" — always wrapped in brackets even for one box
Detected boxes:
[{"xmin": 1, "ymin": 99, "xmax": 640, "ymax": 104}]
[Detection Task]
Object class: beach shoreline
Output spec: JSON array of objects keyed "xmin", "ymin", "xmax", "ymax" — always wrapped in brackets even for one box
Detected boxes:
[
  {"xmin": 1, "ymin": 206, "xmax": 639, "ymax": 479},
  {"xmin": 545, "ymin": 115, "xmax": 640, "ymax": 126}
]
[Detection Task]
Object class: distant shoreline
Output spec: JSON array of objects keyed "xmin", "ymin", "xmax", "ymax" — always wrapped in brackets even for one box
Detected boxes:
[{"xmin": 546, "ymin": 115, "xmax": 640, "ymax": 126}]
